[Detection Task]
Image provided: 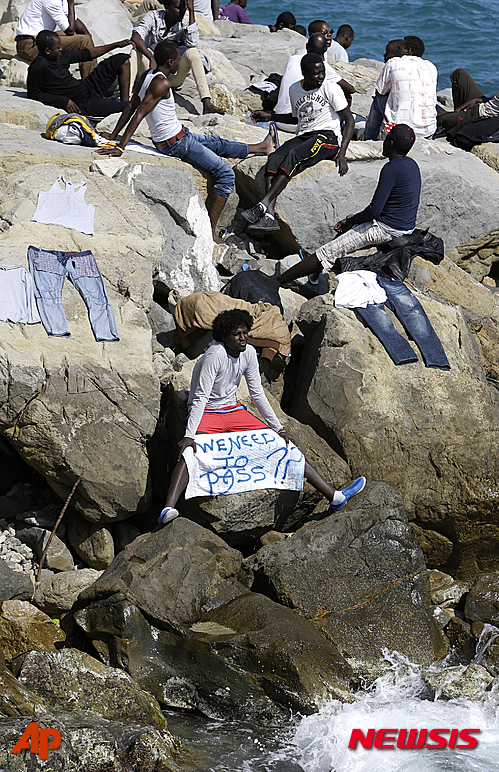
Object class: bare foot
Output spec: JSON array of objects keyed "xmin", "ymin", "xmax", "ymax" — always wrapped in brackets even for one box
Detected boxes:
[
  {"xmin": 202, "ymin": 99, "xmax": 226, "ymax": 115},
  {"xmin": 213, "ymin": 233, "xmax": 225, "ymax": 244},
  {"xmin": 263, "ymin": 132, "xmax": 274, "ymax": 155}
]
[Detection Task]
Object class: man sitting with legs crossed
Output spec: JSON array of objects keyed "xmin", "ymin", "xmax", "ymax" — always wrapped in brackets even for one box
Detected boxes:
[
  {"xmin": 158, "ymin": 308, "xmax": 366, "ymax": 525},
  {"xmin": 241, "ymin": 53, "xmax": 355, "ymax": 234}
]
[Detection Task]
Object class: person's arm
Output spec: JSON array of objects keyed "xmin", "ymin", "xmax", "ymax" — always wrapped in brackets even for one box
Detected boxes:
[
  {"xmin": 183, "ymin": 0, "xmax": 200, "ymax": 47},
  {"xmin": 65, "ymin": 0, "xmax": 75, "ymax": 34},
  {"xmin": 131, "ymin": 29, "xmax": 156, "ymax": 67},
  {"xmin": 374, "ymin": 60, "xmax": 392, "ymax": 96},
  {"xmin": 456, "ymin": 96, "xmax": 486, "ymax": 111},
  {"xmin": 243, "ymin": 348, "xmax": 284, "ymax": 433},
  {"xmin": 338, "ymin": 78, "xmax": 356, "ymax": 95},
  {"xmin": 334, "ymin": 105, "xmax": 355, "ymax": 176},
  {"xmin": 184, "ymin": 351, "xmax": 220, "ymax": 439},
  {"xmin": 211, "ymin": 0, "xmax": 219, "ymax": 22},
  {"xmin": 335, "ymin": 162, "xmax": 394, "ymax": 233},
  {"xmin": 236, "ymin": 6, "xmax": 253, "ymax": 23},
  {"xmin": 43, "ymin": 0, "xmax": 72, "ymax": 34},
  {"xmin": 96, "ymin": 71, "xmax": 169, "ymax": 155},
  {"xmin": 87, "ymin": 39, "xmax": 132, "ymax": 60}
]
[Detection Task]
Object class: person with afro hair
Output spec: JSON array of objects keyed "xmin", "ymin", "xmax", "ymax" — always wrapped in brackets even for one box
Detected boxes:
[{"xmin": 158, "ymin": 308, "xmax": 366, "ymax": 525}]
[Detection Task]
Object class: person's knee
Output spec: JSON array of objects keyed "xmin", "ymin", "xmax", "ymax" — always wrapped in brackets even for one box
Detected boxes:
[
  {"xmin": 451, "ymin": 68, "xmax": 467, "ymax": 81},
  {"xmin": 182, "ymin": 48, "xmax": 202, "ymax": 66},
  {"xmin": 212, "ymin": 163, "xmax": 235, "ymax": 197}
]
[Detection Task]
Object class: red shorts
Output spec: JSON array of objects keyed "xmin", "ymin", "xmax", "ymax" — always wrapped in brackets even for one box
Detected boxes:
[{"xmin": 196, "ymin": 403, "xmax": 268, "ymax": 434}]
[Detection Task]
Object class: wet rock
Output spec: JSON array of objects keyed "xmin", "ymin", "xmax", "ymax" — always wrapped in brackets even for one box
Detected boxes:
[
  {"xmin": 248, "ymin": 482, "xmax": 447, "ymax": 665},
  {"xmin": 293, "ymin": 292, "xmax": 499, "ymax": 580},
  {"xmin": 0, "ymin": 559, "xmax": 33, "ymax": 601},
  {"xmin": 464, "ymin": 573, "xmax": 499, "ymax": 625},
  {"xmin": 428, "ymin": 570, "xmax": 470, "ymax": 608},
  {"xmin": 67, "ymin": 512, "xmax": 114, "ymax": 570},
  {"xmin": 17, "ymin": 527, "xmax": 74, "ymax": 572},
  {"xmin": 0, "ymin": 663, "xmax": 47, "ymax": 716},
  {"xmin": 423, "ymin": 662, "xmax": 493, "ymax": 701},
  {"xmin": 33, "ymin": 568, "xmax": 102, "ymax": 616},
  {"xmin": 0, "ymin": 600, "xmax": 65, "ymax": 663},
  {"xmin": 411, "ymin": 525, "xmax": 454, "ymax": 568},
  {"xmin": 444, "ymin": 616, "xmax": 475, "ymax": 663},
  {"xmin": 195, "ymin": 591, "xmax": 353, "ymax": 711},
  {"xmin": 17, "ymin": 648, "xmax": 166, "ymax": 728}
]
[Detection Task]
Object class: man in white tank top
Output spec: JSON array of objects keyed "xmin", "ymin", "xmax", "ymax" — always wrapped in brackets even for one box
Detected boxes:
[{"xmin": 98, "ymin": 40, "xmax": 278, "ymax": 243}]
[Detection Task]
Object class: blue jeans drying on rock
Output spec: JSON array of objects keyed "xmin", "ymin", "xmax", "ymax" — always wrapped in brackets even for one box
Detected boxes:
[
  {"xmin": 155, "ymin": 128, "xmax": 249, "ymax": 198},
  {"xmin": 28, "ymin": 246, "xmax": 119, "ymax": 342},
  {"xmin": 357, "ymin": 277, "xmax": 450, "ymax": 368}
]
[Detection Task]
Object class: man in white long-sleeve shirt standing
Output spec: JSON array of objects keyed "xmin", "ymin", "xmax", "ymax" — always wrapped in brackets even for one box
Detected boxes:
[
  {"xmin": 158, "ymin": 308, "xmax": 366, "ymax": 526},
  {"xmin": 16, "ymin": 0, "xmax": 96, "ymax": 79}
]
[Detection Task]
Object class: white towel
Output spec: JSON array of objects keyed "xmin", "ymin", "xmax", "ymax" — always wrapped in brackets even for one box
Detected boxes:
[
  {"xmin": 334, "ymin": 270, "xmax": 387, "ymax": 309},
  {"xmin": 183, "ymin": 430, "xmax": 305, "ymax": 499}
]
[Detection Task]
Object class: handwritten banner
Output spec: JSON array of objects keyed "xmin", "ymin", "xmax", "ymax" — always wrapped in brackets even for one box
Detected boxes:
[{"xmin": 183, "ymin": 430, "xmax": 305, "ymax": 499}]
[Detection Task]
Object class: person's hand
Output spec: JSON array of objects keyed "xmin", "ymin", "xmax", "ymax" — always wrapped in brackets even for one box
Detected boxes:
[
  {"xmin": 177, "ymin": 437, "xmax": 197, "ymax": 459},
  {"xmin": 251, "ymin": 110, "xmax": 272, "ymax": 123},
  {"xmin": 456, "ymin": 97, "xmax": 480, "ymax": 112},
  {"xmin": 96, "ymin": 146, "xmax": 124, "ymax": 156},
  {"xmin": 334, "ymin": 217, "xmax": 352, "ymax": 234},
  {"xmin": 116, "ymin": 39, "xmax": 132, "ymax": 48},
  {"xmin": 336, "ymin": 153, "xmax": 349, "ymax": 176},
  {"xmin": 66, "ymin": 99, "xmax": 80, "ymax": 113},
  {"xmin": 149, "ymin": 57, "xmax": 157, "ymax": 70},
  {"xmin": 278, "ymin": 429, "xmax": 290, "ymax": 445}
]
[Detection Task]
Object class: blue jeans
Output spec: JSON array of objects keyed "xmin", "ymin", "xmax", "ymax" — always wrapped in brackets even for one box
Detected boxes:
[
  {"xmin": 28, "ymin": 246, "xmax": 119, "ymax": 342},
  {"xmin": 157, "ymin": 128, "xmax": 249, "ymax": 198},
  {"xmin": 357, "ymin": 278, "xmax": 450, "ymax": 368},
  {"xmin": 364, "ymin": 93, "xmax": 388, "ymax": 140}
]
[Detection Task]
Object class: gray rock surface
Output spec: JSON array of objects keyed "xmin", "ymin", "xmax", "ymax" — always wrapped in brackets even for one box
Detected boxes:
[
  {"xmin": 464, "ymin": 573, "xmax": 499, "ymax": 625},
  {"xmin": 17, "ymin": 526, "xmax": 74, "ymax": 572},
  {"xmin": 0, "ymin": 600, "xmax": 65, "ymax": 663},
  {"xmin": 0, "ymin": 558, "xmax": 33, "ymax": 600},
  {"xmin": 423, "ymin": 662, "xmax": 494, "ymax": 700},
  {"xmin": 248, "ymin": 482, "xmax": 447, "ymax": 665},
  {"xmin": 33, "ymin": 568, "xmax": 102, "ymax": 615},
  {"xmin": 67, "ymin": 512, "xmax": 114, "ymax": 569}
]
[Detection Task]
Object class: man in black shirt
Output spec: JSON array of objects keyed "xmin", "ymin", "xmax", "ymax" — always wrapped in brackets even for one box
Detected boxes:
[{"xmin": 27, "ymin": 29, "xmax": 132, "ymax": 117}]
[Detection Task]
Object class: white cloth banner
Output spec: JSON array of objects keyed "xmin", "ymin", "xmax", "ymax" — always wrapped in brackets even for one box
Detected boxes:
[{"xmin": 183, "ymin": 430, "xmax": 305, "ymax": 499}]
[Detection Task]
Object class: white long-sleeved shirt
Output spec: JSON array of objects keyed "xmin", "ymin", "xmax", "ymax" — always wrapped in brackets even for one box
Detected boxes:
[
  {"xmin": 17, "ymin": 0, "xmax": 70, "ymax": 36},
  {"xmin": 185, "ymin": 342, "xmax": 283, "ymax": 438}
]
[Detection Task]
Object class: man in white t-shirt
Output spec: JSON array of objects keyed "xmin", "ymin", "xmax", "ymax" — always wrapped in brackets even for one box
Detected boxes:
[
  {"xmin": 193, "ymin": 0, "xmax": 218, "ymax": 21},
  {"xmin": 242, "ymin": 53, "xmax": 354, "ymax": 233},
  {"xmin": 329, "ymin": 24, "xmax": 354, "ymax": 62},
  {"xmin": 16, "ymin": 0, "xmax": 96, "ymax": 79},
  {"xmin": 251, "ymin": 32, "xmax": 355, "ymax": 131},
  {"xmin": 374, "ymin": 35, "xmax": 437, "ymax": 138}
]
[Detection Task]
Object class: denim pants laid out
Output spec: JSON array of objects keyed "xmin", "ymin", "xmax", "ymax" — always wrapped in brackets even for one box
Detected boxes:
[
  {"xmin": 357, "ymin": 278, "xmax": 450, "ymax": 368},
  {"xmin": 28, "ymin": 246, "xmax": 119, "ymax": 342},
  {"xmin": 157, "ymin": 128, "xmax": 249, "ymax": 198},
  {"xmin": 364, "ymin": 93, "xmax": 388, "ymax": 140}
]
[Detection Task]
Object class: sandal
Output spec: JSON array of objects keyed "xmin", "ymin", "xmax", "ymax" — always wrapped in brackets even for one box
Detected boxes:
[{"xmin": 269, "ymin": 121, "xmax": 280, "ymax": 149}]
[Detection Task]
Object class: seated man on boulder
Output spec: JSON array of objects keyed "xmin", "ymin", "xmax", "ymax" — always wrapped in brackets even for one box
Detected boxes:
[
  {"xmin": 16, "ymin": 0, "xmax": 95, "ymax": 78},
  {"xmin": 275, "ymin": 124, "xmax": 420, "ymax": 284},
  {"xmin": 27, "ymin": 29, "xmax": 132, "ymax": 116},
  {"xmin": 97, "ymin": 41, "xmax": 276, "ymax": 242},
  {"xmin": 132, "ymin": 0, "xmax": 223, "ymax": 115},
  {"xmin": 242, "ymin": 53, "xmax": 355, "ymax": 234},
  {"xmin": 158, "ymin": 308, "xmax": 366, "ymax": 526},
  {"xmin": 329, "ymin": 24, "xmax": 354, "ymax": 62},
  {"xmin": 269, "ymin": 11, "xmax": 296, "ymax": 32},
  {"xmin": 251, "ymin": 33, "xmax": 355, "ymax": 131},
  {"xmin": 437, "ymin": 68, "xmax": 499, "ymax": 132}
]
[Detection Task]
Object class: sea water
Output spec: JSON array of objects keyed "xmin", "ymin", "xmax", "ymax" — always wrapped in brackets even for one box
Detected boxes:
[
  {"xmin": 247, "ymin": 0, "xmax": 499, "ymax": 94},
  {"xmin": 165, "ymin": 651, "xmax": 499, "ymax": 771}
]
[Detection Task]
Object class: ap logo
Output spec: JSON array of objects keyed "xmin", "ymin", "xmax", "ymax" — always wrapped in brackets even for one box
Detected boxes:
[{"xmin": 11, "ymin": 722, "xmax": 62, "ymax": 759}]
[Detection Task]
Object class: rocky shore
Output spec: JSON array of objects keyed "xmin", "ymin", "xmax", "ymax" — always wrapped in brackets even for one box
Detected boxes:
[{"xmin": 1, "ymin": 0, "xmax": 499, "ymax": 769}]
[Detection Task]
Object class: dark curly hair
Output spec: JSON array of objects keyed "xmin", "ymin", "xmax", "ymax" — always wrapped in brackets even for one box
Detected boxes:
[{"xmin": 212, "ymin": 309, "xmax": 253, "ymax": 341}]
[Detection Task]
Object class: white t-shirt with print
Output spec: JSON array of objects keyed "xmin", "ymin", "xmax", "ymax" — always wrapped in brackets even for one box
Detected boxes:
[{"xmin": 289, "ymin": 78, "xmax": 348, "ymax": 139}]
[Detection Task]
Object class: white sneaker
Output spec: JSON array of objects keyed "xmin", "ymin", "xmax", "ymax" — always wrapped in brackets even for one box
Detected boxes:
[{"xmin": 158, "ymin": 507, "xmax": 179, "ymax": 526}]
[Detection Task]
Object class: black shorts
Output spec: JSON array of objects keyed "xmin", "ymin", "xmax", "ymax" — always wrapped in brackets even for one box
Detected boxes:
[
  {"xmin": 80, "ymin": 53, "xmax": 130, "ymax": 118},
  {"xmin": 265, "ymin": 129, "xmax": 339, "ymax": 179}
]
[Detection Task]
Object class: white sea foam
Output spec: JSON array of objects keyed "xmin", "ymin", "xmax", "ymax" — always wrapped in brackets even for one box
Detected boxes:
[{"xmin": 293, "ymin": 651, "xmax": 499, "ymax": 772}]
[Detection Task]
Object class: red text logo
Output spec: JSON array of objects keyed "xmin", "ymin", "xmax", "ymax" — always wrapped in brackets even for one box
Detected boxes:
[
  {"xmin": 11, "ymin": 722, "xmax": 61, "ymax": 759},
  {"xmin": 348, "ymin": 728, "xmax": 480, "ymax": 750}
]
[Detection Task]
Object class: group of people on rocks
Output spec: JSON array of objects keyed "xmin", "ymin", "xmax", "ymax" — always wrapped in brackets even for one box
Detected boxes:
[{"xmin": 13, "ymin": 0, "xmax": 493, "ymax": 522}]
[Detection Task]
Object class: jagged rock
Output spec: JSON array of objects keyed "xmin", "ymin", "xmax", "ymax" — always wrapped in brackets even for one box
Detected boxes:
[
  {"xmin": 117, "ymin": 162, "xmax": 220, "ymax": 296},
  {"xmin": 428, "ymin": 570, "xmax": 470, "ymax": 608},
  {"xmin": 0, "ymin": 559, "xmax": 33, "ymax": 601},
  {"xmin": 0, "ymin": 55, "xmax": 27, "ymax": 87},
  {"xmin": 0, "ymin": 163, "xmax": 162, "ymax": 524},
  {"xmin": 168, "ymin": 357, "xmax": 350, "ymax": 548},
  {"xmin": 76, "ymin": 0, "xmax": 133, "ymax": 50},
  {"xmin": 194, "ymin": 591, "xmax": 353, "ymax": 711},
  {"xmin": 17, "ymin": 648, "xmax": 167, "ymax": 728},
  {"xmin": 292, "ymin": 291, "xmax": 499, "ymax": 580},
  {"xmin": 0, "ymin": 664, "xmax": 47, "ymax": 716},
  {"xmin": 0, "ymin": 21, "xmax": 15, "ymax": 58},
  {"xmin": 464, "ymin": 573, "xmax": 499, "ymax": 624},
  {"xmin": 411, "ymin": 524, "xmax": 454, "ymax": 568},
  {"xmin": 0, "ymin": 600, "xmax": 65, "ymax": 662},
  {"xmin": 0, "ymin": 0, "xmax": 28, "ymax": 24},
  {"xmin": 234, "ymin": 139, "xmax": 499, "ymax": 257},
  {"xmin": 202, "ymin": 45, "xmax": 246, "ymax": 87},
  {"xmin": 67, "ymin": 511, "xmax": 114, "ymax": 570},
  {"xmin": 33, "ymin": 568, "xmax": 102, "ymax": 616},
  {"xmin": 248, "ymin": 482, "xmax": 447, "ymax": 666},
  {"xmin": 17, "ymin": 526, "xmax": 74, "ymax": 572},
  {"xmin": 444, "ymin": 616, "xmax": 475, "ymax": 662},
  {"xmin": 472, "ymin": 141, "xmax": 499, "ymax": 174},
  {"xmin": 423, "ymin": 662, "xmax": 493, "ymax": 700}
]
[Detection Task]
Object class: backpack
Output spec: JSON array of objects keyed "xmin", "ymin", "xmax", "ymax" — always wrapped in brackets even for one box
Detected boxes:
[{"xmin": 45, "ymin": 113, "xmax": 118, "ymax": 148}]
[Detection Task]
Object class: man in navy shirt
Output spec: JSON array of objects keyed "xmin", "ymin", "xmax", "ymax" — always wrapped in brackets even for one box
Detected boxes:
[{"xmin": 276, "ymin": 123, "xmax": 421, "ymax": 284}]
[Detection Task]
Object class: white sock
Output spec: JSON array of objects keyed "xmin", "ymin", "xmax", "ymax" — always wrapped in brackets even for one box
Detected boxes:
[
  {"xmin": 257, "ymin": 202, "xmax": 267, "ymax": 214},
  {"xmin": 332, "ymin": 490, "xmax": 345, "ymax": 505},
  {"xmin": 266, "ymin": 212, "xmax": 275, "ymax": 219}
]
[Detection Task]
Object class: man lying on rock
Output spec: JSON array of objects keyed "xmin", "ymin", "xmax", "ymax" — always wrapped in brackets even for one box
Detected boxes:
[
  {"xmin": 436, "ymin": 68, "xmax": 499, "ymax": 132},
  {"xmin": 241, "ymin": 53, "xmax": 355, "ymax": 234},
  {"xmin": 275, "ymin": 124, "xmax": 421, "ymax": 285},
  {"xmin": 27, "ymin": 29, "xmax": 132, "ymax": 117},
  {"xmin": 157, "ymin": 308, "xmax": 366, "ymax": 526},
  {"xmin": 97, "ymin": 40, "xmax": 276, "ymax": 243},
  {"xmin": 132, "ymin": 0, "xmax": 224, "ymax": 116}
]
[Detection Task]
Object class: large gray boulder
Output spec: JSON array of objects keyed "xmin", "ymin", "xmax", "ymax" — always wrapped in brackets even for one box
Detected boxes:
[
  {"xmin": 234, "ymin": 139, "xmax": 499, "ymax": 258},
  {"xmin": 76, "ymin": 0, "xmax": 132, "ymax": 49},
  {"xmin": 247, "ymin": 482, "xmax": 447, "ymax": 668},
  {"xmin": 292, "ymin": 289, "xmax": 499, "ymax": 580},
  {"xmin": 33, "ymin": 568, "xmax": 102, "ymax": 616},
  {"xmin": 0, "ymin": 559, "xmax": 33, "ymax": 601},
  {"xmin": 0, "ymin": 163, "xmax": 162, "ymax": 524}
]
